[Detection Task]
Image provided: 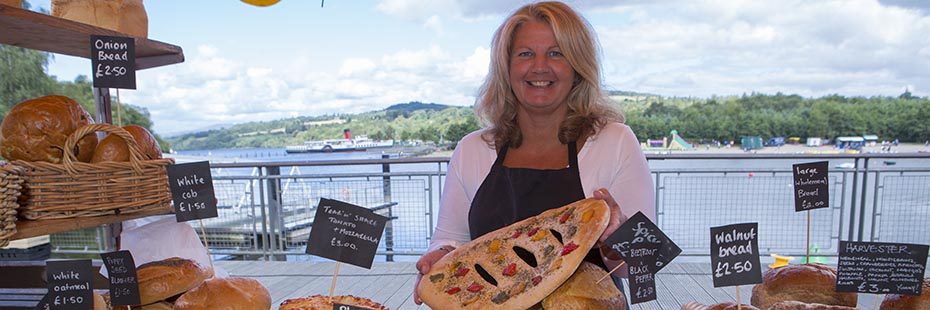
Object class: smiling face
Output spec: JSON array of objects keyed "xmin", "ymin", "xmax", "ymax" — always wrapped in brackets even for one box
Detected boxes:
[{"xmin": 509, "ymin": 19, "xmax": 576, "ymax": 114}]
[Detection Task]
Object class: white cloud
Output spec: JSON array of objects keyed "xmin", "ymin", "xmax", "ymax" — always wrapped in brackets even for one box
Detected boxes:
[
  {"xmin": 123, "ymin": 0, "xmax": 928, "ymax": 136},
  {"xmin": 128, "ymin": 44, "xmax": 487, "ymax": 135}
]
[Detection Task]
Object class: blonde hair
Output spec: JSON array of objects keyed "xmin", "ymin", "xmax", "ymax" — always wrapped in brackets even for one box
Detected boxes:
[{"xmin": 475, "ymin": 1, "xmax": 621, "ymax": 149}]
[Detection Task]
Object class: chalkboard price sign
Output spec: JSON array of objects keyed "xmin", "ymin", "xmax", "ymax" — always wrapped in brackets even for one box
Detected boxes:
[
  {"xmin": 710, "ymin": 223, "xmax": 763, "ymax": 287},
  {"xmin": 90, "ymin": 35, "xmax": 136, "ymax": 89},
  {"xmin": 167, "ymin": 161, "xmax": 218, "ymax": 222},
  {"xmin": 604, "ymin": 211, "xmax": 681, "ymax": 272},
  {"xmin": 836, "ymin": 241, "xmax": 928, "ymax": 295},
  {"xmin": 45, "ymin": 260, "xmax": 93, "ymax": 310},
  {"xmin": 793, "ymin": 161, "xmax": 829, "ymax": 212},
  {"xmin": 306, "ymin": 198, "xmax": 388, "ymax": 269},
  {"xmin": 101, "ymin": 250, "xmax": 141, "ymax": 306},
  {"xmin": 627, "ymin": 242, "xmax": 659, "ymax": 305}
]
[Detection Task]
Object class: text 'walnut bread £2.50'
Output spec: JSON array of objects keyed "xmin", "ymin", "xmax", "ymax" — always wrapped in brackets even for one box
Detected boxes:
[{"xmin": 416, "ymin": 198, "xmax": 610, "ymax": 309}]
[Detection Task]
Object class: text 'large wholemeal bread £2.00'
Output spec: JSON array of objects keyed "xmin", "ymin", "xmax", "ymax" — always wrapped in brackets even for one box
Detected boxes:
[{"xmin": 417, "ymin": 198, "xmax": 610, "ymax": 309}]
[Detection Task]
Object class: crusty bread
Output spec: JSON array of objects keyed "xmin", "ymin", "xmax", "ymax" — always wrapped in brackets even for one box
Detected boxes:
[
  {"xmin": 174, "ymin": 277, "xmax": 271, "ymax": 310},
  {"xmin": 279, "ymin": 295, "xmax": 388, "ymax": 310},
  {"xmin": 417, "ymin": 198, "xmax": 610, "ymax": 309},
  {"xmin": 880, "ymin": 278, "xmax": 929, "ymax": 310},
  {"xmin": 542, "ymin": 262, "xmax": 626, "ymax": 310},
  {"xmin": 136, "ymin": 257, "xmax": 212, "ymax": 306},
  {"xmin": 680, "ymin": 301, "xmax": 759, "ymax": 310},
  {"xmin": 0, "ymin": 0, "xmax": 21, "ymax": 8},
  {"xmin": 750, "ymin": 264, "xmax": 857, "ymax": 309},
  {"xmin": 767, "ymin": 300, "xmax": 858, "ymax": 309},
  {"xmin": 91, "ymin": 125, "xmax": 162, "ymax": 163},
  {"xmin": 0, "ymin": 95, "xmax": 96, "ymax": 163},
  {"xmin": 51, "ymin": 0, "xmax": 147, "ymax": 37}
]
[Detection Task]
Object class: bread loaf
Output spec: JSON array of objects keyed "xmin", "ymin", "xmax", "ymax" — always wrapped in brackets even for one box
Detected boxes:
[
  {"xmin": 0, "ymin": 95, "xmax": 96, "ymax": 163},
  {"xmin": 767, "ymin": 300, "xmax": 858, "ymax": 309},
  {"xmin": 417, "ymin": 198, "xmax": 610, "ymax": 309},
  {"xmin": 136, "ymin": 257, "xmax": 212, "ymax": 305},
  {"xmin": 880, "ymin": 278, "xmax": 929, "ymax": 310},
  {"xmin": 680, "ymin": 301, "xmax": 759, "ymax": 310},
  {"xmin": 174, "ymin": 277, "xmax": 271, "ymax": 310},
  {"xmin": 542, "ymin": 262, "xmax": 626, "ymax": 310},
  {"xmin": 91, "ymin": 125, "xmax": 162, "ymax": 162},
  {"xmin": 750, "ymin": 264, "xmax": 857, "ymax": 309},
  {"xmin": 51, "ymin": 0, "xmax": 148, "ymax": 37},
  {"xmin": 0, "ymin": 0, "xmax": 21, "ymax": 8},
  {"xmin": 279, "ymin": 295, "xmax": 388, "ymax": 310}
]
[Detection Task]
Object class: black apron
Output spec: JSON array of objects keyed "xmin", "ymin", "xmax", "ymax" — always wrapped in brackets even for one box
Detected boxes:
[{"xmin": 468, "ymin": 141, "xmax": 607, "ymax": 271}]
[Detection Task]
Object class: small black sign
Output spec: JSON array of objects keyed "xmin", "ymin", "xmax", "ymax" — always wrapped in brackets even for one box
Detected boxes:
[
  {"xmin": 45, "ymin": 260, "xmax": 93, "ymax": 310},
  {"xmin": 627, "ymin": 242, "xmax": 659, "ymax": 305},
  {"xmin": 836, "ymin": 241, "xmax": 928, "ymax": 295},
  {"xmin": 306, "ymin": 198, "xmax": 388, "ymax": 269},
  {"xmin": 333, "ymin": 303, "xmax": 369, "ymax": 310},
  {"xmin": 167, "ymin": 161, "xmax": 218, "ymax": 222},
  {"xmin": 101, "ymin": 250, "xmax": 140, "ymax": 306},
  {"xmin": 604, "ymin": 211, "xmax": 681, "ymax": 272},
  {"xmin": 710, "ymin": 223, "xmax": 763, "ymax": 287},
  {"xmin": 793, "ymin": 161, "xmax": 829, "ymax": 212},
  {"xmin": 90, "ymin": 35, "xmax": 136, "ymax": 89}
]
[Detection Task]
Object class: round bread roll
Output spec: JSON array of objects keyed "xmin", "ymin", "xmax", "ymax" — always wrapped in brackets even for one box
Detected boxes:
[
  {"xmin": 0, "ymin": 95, "xmax": 96, "ymax": 163},
  {"xmin": 51, "ymin": 0, "xmax": 148, "ymax": 37},
  {"xmin": 1, "ymin": 0, "xmax": 21, "ymax": 8},
  {"xmin": 542, "ymin": 262, "xmax": 626, "ymax": 310},
  {"xmin": 174, "ymin": 277, "xmax": 271, "ymax": 310},
  {"xmin": 90, "ymin": 125, "xmax": 162, "ymax": 163},
  {"xmin": 136, "ymin": 257, "xmax": 212, "ymax": 306},
  {"xmin": 880, "ymin": 278, "xmax": 929, "ymax": 310},
  {"xmin": 750, "ymin": 264, "xmax": 857, "ymax": 309},
  {"xmin": 767, "ymin": 300, "xmax": 858, "ymax": 309}
]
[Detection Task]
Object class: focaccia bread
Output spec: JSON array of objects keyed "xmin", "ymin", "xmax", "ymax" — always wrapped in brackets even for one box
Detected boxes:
[
  {"xmin": 279, "ymin": 295, "xmax": 388, "ymax": 310},
  {"xmin": 416, "ymin": 198, "xmax": 610, "ymax": 309}
]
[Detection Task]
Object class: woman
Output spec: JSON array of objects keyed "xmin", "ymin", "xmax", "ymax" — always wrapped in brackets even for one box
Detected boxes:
[{"xmin": 414, "ymin": 1, "xmax": 655, "ymax": 304}]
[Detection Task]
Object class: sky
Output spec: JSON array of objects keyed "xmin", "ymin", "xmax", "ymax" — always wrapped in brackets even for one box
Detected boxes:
[{"xmin": 27, "ymin": 0, "xmax": 930, "ymax": 136}]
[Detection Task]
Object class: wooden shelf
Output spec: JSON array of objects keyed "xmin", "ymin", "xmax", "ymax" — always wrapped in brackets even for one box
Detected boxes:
[
  {"xmin": 0, "ymin": 4, "xmax": 183, "ymax": 70},
  {"xmin": 11, "ymin": 207, "xmax": 173, "ymax": 240}
]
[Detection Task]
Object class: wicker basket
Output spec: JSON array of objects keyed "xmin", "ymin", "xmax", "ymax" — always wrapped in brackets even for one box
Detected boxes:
[
  {"xmin": 12, "ymin": 124, "xmax": 174, "ymax": 220},
  {"xmin": 0, "ymin": 164, "xmax": 24, "ymax": 247}
]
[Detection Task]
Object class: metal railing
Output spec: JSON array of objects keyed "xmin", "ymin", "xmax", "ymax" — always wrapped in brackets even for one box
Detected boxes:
[{"xmin": 49, "ymin": 153, "xmax": 930, "ymax": 259}]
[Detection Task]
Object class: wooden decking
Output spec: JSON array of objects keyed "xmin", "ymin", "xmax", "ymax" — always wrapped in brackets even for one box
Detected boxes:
[{"xmin": 218, "ymin": 261, "xmax": 883, "ymax": 309}]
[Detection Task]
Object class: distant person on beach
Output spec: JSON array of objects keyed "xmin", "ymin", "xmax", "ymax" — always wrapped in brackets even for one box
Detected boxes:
[{"xmin": 413, "ymin": 1, "xmax": 654, "ymax": 304}]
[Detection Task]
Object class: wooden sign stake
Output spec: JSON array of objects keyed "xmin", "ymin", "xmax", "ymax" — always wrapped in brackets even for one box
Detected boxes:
[
  {"xmin": 736, "ymin": 286, "xmax": 742, "ymax": 309},
  {"xmin": 596, "ymin": 261, "xmax": 626, "ymax": 284},
  {"xmin": 199, "ymin": 220, "xmax": 215, "ymax": 272},
  {"xmin": 330, "ymin": 262, "xmax": 342, "ymax": 297},
  {"xmin": 806, "ymin": 210, "xmax": 811, "ymax": 263}
]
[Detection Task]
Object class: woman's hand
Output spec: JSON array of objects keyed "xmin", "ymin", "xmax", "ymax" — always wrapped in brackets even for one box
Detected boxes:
[
  {"xmin": 413, "ymin": 245, "xmax": 454, "ymax": 305},
  {"xmin": 594, "ymin": 188, "xmax": 627, "ymax": 243}
]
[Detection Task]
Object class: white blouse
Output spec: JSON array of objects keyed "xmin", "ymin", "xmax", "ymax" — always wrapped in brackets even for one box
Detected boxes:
[{"xmin": 429, "ymin": 122, "xmax": 656, "ymax": 252}]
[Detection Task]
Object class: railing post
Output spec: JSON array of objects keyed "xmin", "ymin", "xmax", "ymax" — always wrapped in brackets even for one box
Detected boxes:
[
  {"xmin": 266, "ymin": 166, "xmax": 286, "ymax": 261},
  {"xmin": 857, "ymin": 158, "xmax": 870, "ymax": 241},
  {"xmin": 847, "ymin": 158, "xmax": 859, "ymax": 242},
  {"xmin": 382, "ymin": 154, "xmax": 394, "ymax": 262}
]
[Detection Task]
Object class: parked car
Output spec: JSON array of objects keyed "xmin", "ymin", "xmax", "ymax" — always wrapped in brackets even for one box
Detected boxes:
[{"xmin": 765, "ymin": 137, "xmax": 785, "ymax": 147}]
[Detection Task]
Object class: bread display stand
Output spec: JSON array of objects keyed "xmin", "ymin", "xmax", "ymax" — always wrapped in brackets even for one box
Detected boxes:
[{"xmin": 0, "ymin": 4, "xmax": 183, "ymax": 247}]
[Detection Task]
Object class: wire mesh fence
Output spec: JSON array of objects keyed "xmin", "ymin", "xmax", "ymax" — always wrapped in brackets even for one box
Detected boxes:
[
  {"xmin": 659, "ymin": 172, "xmax": 840, "ymax": 256},
  {"xmin": 874, "ymin": 174, "xmax": 930, "ymax": 244}
]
